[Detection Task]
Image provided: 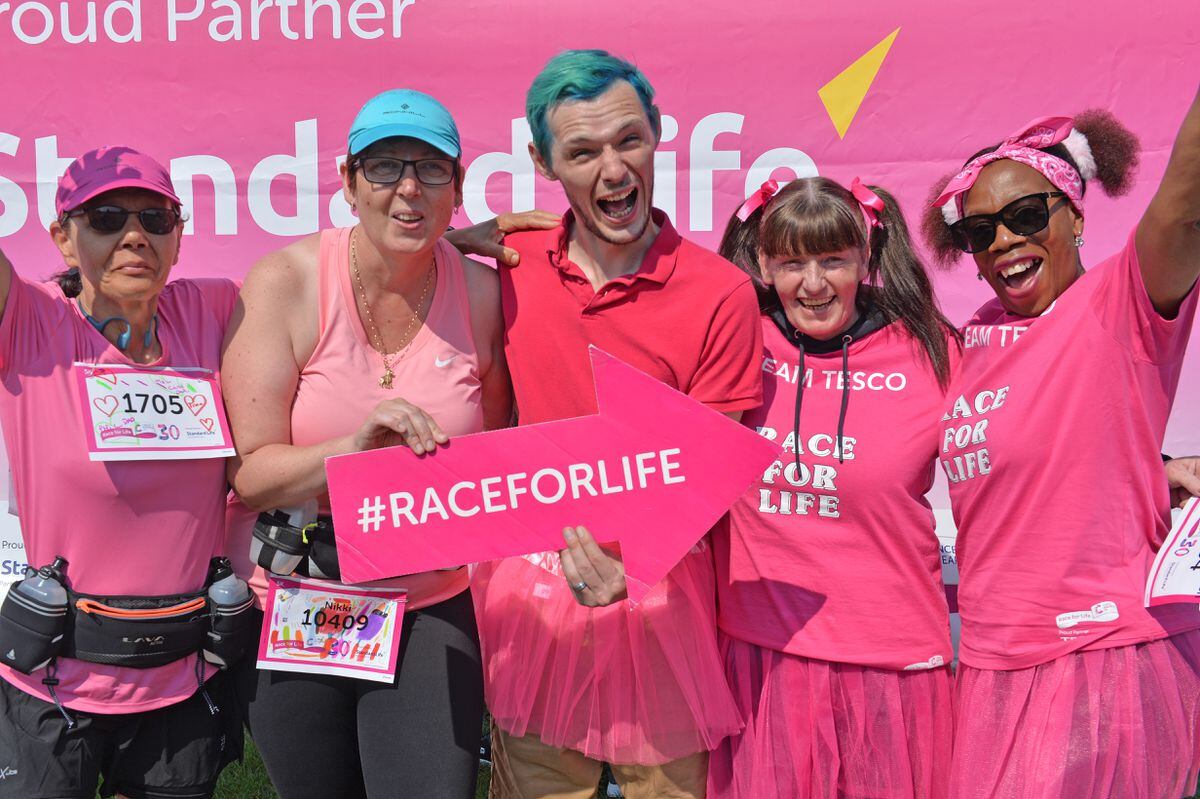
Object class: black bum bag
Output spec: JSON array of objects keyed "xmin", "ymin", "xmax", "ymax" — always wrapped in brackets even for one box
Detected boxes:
[
  {"xmin": 65, "ymin": 589, "xmax": 212, "ymax": 669},
  {"xmin": 0, "ymin": 558, "xmax": 256, "ymax": 674}
]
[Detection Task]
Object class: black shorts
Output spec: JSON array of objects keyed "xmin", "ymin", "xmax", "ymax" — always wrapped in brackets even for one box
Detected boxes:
[{"xmin": 0, "ymin": 666, "xmax": 244, "ymax": 799}]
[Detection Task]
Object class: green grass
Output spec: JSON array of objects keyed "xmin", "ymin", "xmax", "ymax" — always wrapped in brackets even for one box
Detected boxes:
[
  {"xmin": 214, "ymin": 739, "xmax": 493, "ymax": 799},
  {"xmin": 214, "ymin": 739, "xmax": 275, "ymax": 799},
  {"xmin": 210, "ymin": 737, "xmax": 1200, "ymax": 799}
]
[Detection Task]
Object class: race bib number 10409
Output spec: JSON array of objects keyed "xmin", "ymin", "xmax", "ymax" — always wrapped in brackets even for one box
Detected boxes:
[{"xmin": 257, "ymin": 575, "xmax": 407, "ymax": 683}]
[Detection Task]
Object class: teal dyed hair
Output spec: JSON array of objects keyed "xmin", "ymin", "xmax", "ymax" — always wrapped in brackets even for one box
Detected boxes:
[{"xmin": 526, "ymin": 49, "xmax": 659, "ymax": 164}]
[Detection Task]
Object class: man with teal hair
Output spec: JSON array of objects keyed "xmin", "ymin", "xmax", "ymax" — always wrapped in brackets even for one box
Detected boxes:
[
  {"xmin": 472, "ymin": 49, "xmax": 764, "ymax": 798},
  {"xmin": 525, "ymin": 48, "xmax": 662, "ymax": 167},
  {"xmin": 524, "ymin": 48, "xmax": 663, "ymax": 260}
]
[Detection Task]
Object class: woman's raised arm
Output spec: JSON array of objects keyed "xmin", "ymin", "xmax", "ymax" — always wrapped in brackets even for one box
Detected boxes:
[{"xmin": 1137, "ymin": 85, "xmax": 1200, "ymax": 315}]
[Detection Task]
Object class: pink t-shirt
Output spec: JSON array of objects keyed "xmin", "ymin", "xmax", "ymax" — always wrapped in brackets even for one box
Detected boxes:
[
  {"xmin": 716, "ymin": 315, "xmax": 954, "ymax": 671},
  {"xmin": 0, "ymin": 274, "xmax": 237, "ymax": 712},
  {"xmin": 944, "ymin": 231, "xmax": 1200, "ymax": 670},
  {"xmin": 226, "ymin": 229, "xmax": 479, "ymax": 609}
]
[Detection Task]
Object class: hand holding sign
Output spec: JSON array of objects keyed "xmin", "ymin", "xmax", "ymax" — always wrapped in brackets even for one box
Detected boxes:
[
  {"xmin": 1145, "ymin": 497, "xmax": 1200, "ymax": 607},
  {"xmin": 1166, "ymin": 457, "xmax": 1200, "ymax": 509},
  {"xmin": 352, "ymin": 397, "xmax": 449, "ymax": 456},
  {"xmin": 325, "ymin": 347, "xmax": 780, "ymax": 602},
  {"xmin": 561, "ymin": 526, "xmax": 627, "ymax": 606}
]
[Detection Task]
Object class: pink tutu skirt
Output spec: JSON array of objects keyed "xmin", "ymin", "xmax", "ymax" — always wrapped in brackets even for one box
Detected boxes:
[
  {"xmin": 950, "ymin": 630, "xmax": 1200, "ymax": 799},
  {"xmin": 708, "ymin": 633, "xmax": 955, "ymax": 799},
  {"xmin": 471, "ymin": 542, "xmax": 742, "ymax": 765}
]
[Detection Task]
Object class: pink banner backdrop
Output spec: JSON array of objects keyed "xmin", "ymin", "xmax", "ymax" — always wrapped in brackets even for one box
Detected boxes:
[{"xmin": 0, "ymin": 0, "xmax": 1195, "ymax": 462}]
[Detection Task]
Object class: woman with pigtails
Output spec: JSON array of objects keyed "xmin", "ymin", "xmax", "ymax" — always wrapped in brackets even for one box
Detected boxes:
[
  {"xmin": 708, "ymin": 176, "xmax": 961, "ymax": 799},
  {"xmin": 922, "ymin": 90, "xmax": 1200, "ymax": 797}
]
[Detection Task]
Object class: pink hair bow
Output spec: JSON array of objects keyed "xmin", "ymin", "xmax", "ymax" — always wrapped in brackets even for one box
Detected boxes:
[
  {"xmin": 932, "ymin": 116, "xmax": 1087, "ymax": 224},
  {"xmin": 736, "ymin": 179, "xmax": 783, "ymax": 222},
  {"xmin": 849, "ymin": 178, "xmax": 885, "ymax": 230}
]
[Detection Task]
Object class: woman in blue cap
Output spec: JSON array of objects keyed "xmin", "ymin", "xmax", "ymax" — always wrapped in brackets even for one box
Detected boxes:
[{"xmin": 223, "ymin": 89, "xmax": 513, "ymax": 798}]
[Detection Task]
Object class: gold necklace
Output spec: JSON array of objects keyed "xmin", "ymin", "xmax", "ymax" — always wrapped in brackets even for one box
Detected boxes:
[{"xmin": 350, "ymin": 229, "xmax": 436, "ymax": 389}]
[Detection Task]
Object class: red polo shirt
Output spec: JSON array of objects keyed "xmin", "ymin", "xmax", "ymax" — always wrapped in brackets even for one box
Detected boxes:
[{"xmin": 501, "ymin": 210, "xmax": 763, "ymax": 423}]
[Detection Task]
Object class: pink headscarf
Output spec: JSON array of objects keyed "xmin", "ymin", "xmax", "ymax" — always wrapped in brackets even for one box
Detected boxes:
[{"xmin": 933, "ymin": 116, "xmax": 1096, "ymax": 225}]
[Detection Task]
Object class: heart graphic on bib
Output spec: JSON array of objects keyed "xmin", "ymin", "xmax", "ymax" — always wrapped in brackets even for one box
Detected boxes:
[
  {"xmin": 89, "ymin": 368, "xmax": 118, "ymax": 386},
  {"xmin": 93, "ymin": 395, "xmax": 119, "ymax": 417},
  {"xmin": 184, "ymin": 395, "xmax": 208, "ymax": 416},
  {"xmin": 199, "ymin": 418, "xmax": 215, "ymax": 432}
]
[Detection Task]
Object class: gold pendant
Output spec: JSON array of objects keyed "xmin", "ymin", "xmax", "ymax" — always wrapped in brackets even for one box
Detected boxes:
[{"xmin": 379, "ymin": 368, "xmax": 394, "ymax": 389}]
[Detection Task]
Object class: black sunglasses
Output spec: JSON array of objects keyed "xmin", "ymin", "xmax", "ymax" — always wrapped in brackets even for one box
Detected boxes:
[
  {"xmin": 949, "ymin": 192, "xmax": 1067, "ymax": 253},
  {"xmin": 353, "ymin": 156, "xmax": 457, "ymax": 186},
  {"xmin": 66, "ymin": 205, "xmax": 182, "ymax": 236}
]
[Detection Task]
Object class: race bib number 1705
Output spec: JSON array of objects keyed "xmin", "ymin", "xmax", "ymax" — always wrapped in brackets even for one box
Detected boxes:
[{"xmin": 75, "ymin": 363, "xmax": 235, "ymax": 462}]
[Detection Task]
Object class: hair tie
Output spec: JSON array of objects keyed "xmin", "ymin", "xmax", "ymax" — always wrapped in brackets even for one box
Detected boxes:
[
  {"xmin": 736, "ymin": 179, "xmax": 785, "ymax": 222},
  {"xmin": 1060, "ymin": 129, "xmax": 1097, "ymax": 182},
  {"xmin": 849, "ymin": 178, "xmax": 885, "ymax": 231}
]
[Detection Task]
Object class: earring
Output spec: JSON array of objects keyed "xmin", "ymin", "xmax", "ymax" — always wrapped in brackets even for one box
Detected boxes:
[
  {"xmin": 1074, "ymin": 235, "xmax": 1084, "ymax": 247},
  {"xmin": 976, "ymin": 272, "xmax": 984, "ymax": 281}
]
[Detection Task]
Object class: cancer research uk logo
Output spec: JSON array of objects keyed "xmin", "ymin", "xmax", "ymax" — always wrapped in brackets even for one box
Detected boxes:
[{"xmin": 1055, "ymin": 601, "xmax": 1119, "ymax": 630}]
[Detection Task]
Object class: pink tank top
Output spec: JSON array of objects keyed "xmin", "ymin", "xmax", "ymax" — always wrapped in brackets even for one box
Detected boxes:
[{"xmin": 232, "ymin": 227, "xmax": 482, "ymax": 609}]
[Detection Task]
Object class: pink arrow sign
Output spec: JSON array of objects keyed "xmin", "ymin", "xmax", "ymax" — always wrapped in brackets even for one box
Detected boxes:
[{"xmin": 325, "ymin": 347, "xmax": 780, "ymax": 602}]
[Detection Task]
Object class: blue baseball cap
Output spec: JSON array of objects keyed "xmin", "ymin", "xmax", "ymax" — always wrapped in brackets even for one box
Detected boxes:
[{"xmin": 348, "ymin": 89, "xmax": 461, "ymax": 158}]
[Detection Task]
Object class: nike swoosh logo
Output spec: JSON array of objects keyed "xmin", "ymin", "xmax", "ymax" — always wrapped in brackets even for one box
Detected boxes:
[{"xmin": 435, "ymin": 355, "xmax": 457, "ymax": 368}]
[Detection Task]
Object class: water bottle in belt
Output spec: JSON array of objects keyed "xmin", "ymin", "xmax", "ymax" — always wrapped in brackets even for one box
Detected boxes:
[
  {"xmin": 0, "ymin": 557, "xmax": 68, "ymax": 673},
  {"xmin": 203, "ymin": 557, "xmax": 255, "ymax": 669}
]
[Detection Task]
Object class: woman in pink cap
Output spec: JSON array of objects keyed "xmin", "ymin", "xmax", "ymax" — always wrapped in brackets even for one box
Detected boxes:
[
  {"xmin": 708, "ymin": 177, "xmax": 959, "ymax": 799},
  {"xmin": 222, "ymin": 89, "xmax": 517, "ymax": 798},
  {"xmin": 921, "ymin": 89, "xmax": 1200, "ymax": 797},
  {"xmin": 0, "ymin": 147, "xmax": 249, "ymax": 798}
]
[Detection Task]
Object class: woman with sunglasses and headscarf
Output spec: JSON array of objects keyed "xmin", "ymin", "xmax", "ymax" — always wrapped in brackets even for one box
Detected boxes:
[
  {"xmin": 921, "ymin": 88, "xmax": 1200, "ymax": 798},
  {"xmin": 222, "ymin": 89, "xmax": 514, "ymax": 799},
  {"xmin": 0, "ymin": 147, "xmax": 248, "ymax": 799}
]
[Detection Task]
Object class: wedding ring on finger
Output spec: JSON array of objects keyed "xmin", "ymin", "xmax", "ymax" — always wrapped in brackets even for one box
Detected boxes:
[{"xmin": 572, "ymin": 580, "xmax": 588, "ymax": 593}]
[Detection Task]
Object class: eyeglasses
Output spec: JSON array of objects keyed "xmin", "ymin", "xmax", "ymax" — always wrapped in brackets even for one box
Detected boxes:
[
  {"xmin": 949, "ymin": 192, "xmax": 1067, "ymax": 253},
  {"xmin": 66, "ymin": 206, "xmax": 182, "ymax": 236},
  {"xmin": 353, "ymin": 156, "xmax": 457, "ymax": 186}
]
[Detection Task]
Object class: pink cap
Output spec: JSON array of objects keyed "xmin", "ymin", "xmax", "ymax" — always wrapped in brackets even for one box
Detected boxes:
[{"xmin": 55, "ymin": 146, "xmax": 180, "ymax": 216}]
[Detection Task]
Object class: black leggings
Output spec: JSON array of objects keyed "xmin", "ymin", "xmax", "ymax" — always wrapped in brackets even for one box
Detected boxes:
[{"xmin": 236, "ymin": 589, "xmax": 484, "ymax": 799}]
